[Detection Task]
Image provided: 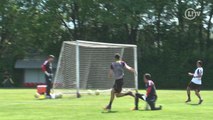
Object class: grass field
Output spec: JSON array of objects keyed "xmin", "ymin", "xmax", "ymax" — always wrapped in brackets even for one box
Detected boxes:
[{"xmin": 0, "ymin": 89, "xmax": 213, "ymax": 120}]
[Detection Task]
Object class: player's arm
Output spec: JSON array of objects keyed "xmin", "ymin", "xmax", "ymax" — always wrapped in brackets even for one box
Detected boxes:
[
  {"xmin": 108, "ymin": 64, "xmax": 113, "ymax": 79},
  {"xmin": 108, "ymin": 69, "xmax": 113, "ymax": 79},
  {"xmin": 188, "ymin": 72, "xmax": 194, "ymax": 76},
  {"xmin": 188, "ymin": 69, "xmax": 202, "ymax": 78},
  {"xmin": 124, "ymin": 62, "xmax": 135, "ymax": 73}
]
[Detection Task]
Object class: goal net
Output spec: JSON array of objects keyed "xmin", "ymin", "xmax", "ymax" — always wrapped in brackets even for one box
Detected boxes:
[{"xmin": 53, "ymin": 40, "xmax": 138, "ymax": 97}]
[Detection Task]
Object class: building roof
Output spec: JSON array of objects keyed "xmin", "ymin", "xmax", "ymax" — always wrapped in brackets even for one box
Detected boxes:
[{"xmin": 15, "ymin": 59, "xmax": 57, "ymax": 69}]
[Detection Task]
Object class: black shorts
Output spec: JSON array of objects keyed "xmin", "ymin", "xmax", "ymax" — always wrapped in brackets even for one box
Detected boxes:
[
  {"xmin": 146, "ymin": 95, "xmax": 157, "ymax": 102},
  {"xmin": 188, "ymin": 82, "xmax": 201, "ymax": 91},
  {"xmin": 113, "ymin": 78, "xmax": 123, "ymax": 93}
]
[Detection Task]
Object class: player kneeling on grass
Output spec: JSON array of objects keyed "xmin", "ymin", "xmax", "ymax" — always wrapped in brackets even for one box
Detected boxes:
[
  {"xmin": 133, "ymin": 73, "xmax": 162, "ymax": 110},
  {"xmin": 185, "ymin": 60, "xmax": 203, "ymax": 104}
]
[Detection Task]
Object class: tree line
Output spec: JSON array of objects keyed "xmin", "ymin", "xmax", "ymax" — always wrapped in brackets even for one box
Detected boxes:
[{"xmin": 0, "ymin": 0, "xmax": 213, "ymax": 89}]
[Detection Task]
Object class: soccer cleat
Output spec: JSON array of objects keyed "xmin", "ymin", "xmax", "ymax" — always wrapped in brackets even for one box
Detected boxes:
[
  {"xmin": 159, "ymin": 105, "xmax": 162, "ymax": 110},
  {"xmin": 152, "ymin": 105, "xmax": 162, "ymax": 110},
  {"xmin": 103, "ymin": 105, "xmax": 111, "ymax": 112},
  {"xmin": 198, "ymin": 99, "xmax": 203, "ymax": 104},
  {"xmin": 185, "ymin": 99, "xmax": 191, "ymax": 103},
  {"xmin": 141, "ymin": 94, "xmax": 146, "ymax": 101},
  {"xmin": 45, "ymin": 95, "xmax": 52, "ymax": 99},
  {"xmin": 131, "ymin": 107, "xmax": 139, "ymax": 111}
]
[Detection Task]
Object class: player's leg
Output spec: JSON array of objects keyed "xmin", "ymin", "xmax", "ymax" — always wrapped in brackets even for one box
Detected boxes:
[
  {"xmin": 186, "ymin": 82, "xmax": 192, "ymax": 102},
  {"xmin": 115, "ymin": 91, "xmax": 135, "ymax": 97},
  {"xmin": 104, "ymin": 90, "xmax": 134, "ymax": 111},
  {"xmin": 136, "ymin": 93, "xmax": 146, "ymax": 101},
  {"xmin": 147, "ymin": 101, "xmax": 162, "ymax": 110},
  {"xmin": 147, "ymin": 96, "xmax": 162, "ymax": 110},
  {"xmin": 132, "ymin": 93, "xmax": 145, "ymax": 110},
  {"xmin": 114, "ymin": 78, "xmax": 134, "ymax": 98},
  {"xmin": 104, "ymin": 80, "xmax": 119, "ymax": 111},
  {"xmin": 195, "ymin": 89, "xmax": 203, "ymax": 104},
  {"xmin": 186, "ymin": 86, "xmax": 191, "ymax": 102},
  {"xmin": 45, "ymin": 75, "xmax": 51, "ymax": 98},
  {"xmin": 133, "ymin": 94, "xmax": 139, "ymax": 110},
  {"xmin": 104, "ymin": 78, "xmax": 134, "ymax": 111},
  {"xmin": 105, "ymin": 89, "xmax": 116, "ymax": 110}
]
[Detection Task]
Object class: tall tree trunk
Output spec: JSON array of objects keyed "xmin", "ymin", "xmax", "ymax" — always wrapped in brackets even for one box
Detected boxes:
[
  {"xmin": 156, "ymin": 6, "xmax": 163, "ymax": 54},
  {"xmin": 71, "ymin": 0, "xmax": 79, "ymax": 40},
  {"xmin": 53, "ymin": 0, "xmax": 73, "ymax": 40},
  {"xmin": 198, "ymin": 0, "xmax": 204, "ymax": 54},
  {"xmin": 125, "ymin": 24, "xmax": 138, "ymax": 44},
  {"xmin": 177, "ymin": 0, "xmax": 184, "ymax": 31},
  {"xmin": 156, "ymin": 14, "xmax": 161, "ymax": 49},
  {"xmin": 206, "ymin": 7, "xmax": 213, "ymax": 50}
]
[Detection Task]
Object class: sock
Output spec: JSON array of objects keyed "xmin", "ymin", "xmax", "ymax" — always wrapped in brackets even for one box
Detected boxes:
[
  {"xmin": 135, "ymin": 97, "xmax": 139, "ymax": 109},
  {"xmin": 108, "ymin": 101, "xmax": 112, "ymax": 107},
  {"xmin": 187, "ymin": 94, "xmax": 191, "ymax": 100}
]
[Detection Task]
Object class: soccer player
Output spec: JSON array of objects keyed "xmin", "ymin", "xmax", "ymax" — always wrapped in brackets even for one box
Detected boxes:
[
  {"xmin": 41, "ymin": 55, "xmax": 55, "ymax": 98},
  {"xmin": 133, "ymin": 73, "xmax": 162, "ymax": 110},
  {"xmin": 2, "ymin": 71, "xmax": 14, "ymax": 88},
  {"xmin": 185, "ymin": 60, "xmax": 203, "ymax": 104},
  {"xmin": 104, "ymin": 53, "xmax": 136, "ymax": 111}
]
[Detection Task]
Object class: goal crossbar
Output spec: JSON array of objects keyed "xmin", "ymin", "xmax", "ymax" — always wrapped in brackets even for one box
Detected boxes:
[{"xmin": 64, "ymin": 40, "xmax": 137, "ymax": 48}]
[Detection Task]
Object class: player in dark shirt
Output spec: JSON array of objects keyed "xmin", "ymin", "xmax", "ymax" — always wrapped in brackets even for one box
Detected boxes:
[
  {"xmin": 133, "ymin": 73, "xmax": 162, "ymax": 110},
  {"xmin": 104, "ymin": 53, "xmax": 136, "ymax": 111},
  {"xmin": 41, "ymin": 55, "xmax": 55, "ymax": 98}
]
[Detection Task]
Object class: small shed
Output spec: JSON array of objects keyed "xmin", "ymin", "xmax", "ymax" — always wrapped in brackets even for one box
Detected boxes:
[{"xmin": 15, "ymin": 58, "xmax": 57, "ymax": 86}]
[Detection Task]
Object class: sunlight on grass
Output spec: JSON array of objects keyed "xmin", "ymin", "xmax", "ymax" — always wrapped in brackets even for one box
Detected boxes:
[{"xmin": 0, "ymin": 89, "xmax": 212, "ymax": 120}]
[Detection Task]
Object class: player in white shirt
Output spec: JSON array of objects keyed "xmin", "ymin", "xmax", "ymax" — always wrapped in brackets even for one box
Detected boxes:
[{"xmin": 186, "ymin": 60, "xmax": 203, "ymax": 104}]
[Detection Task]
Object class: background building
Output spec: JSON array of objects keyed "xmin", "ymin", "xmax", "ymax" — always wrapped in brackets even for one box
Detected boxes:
[{"xmin": 15, "ymin": 58, "xmax": 57, "ymax": 87}]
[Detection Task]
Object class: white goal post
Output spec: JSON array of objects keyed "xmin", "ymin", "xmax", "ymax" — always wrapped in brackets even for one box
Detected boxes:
[{"xmin": 53, "ymin": 40, "xmax": 138, "ymax": 97}]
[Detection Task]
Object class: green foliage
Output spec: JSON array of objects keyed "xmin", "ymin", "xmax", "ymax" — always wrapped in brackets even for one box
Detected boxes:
[{"xmin": 0, "ymin": 0, "xmax": 213, "ymax": 88}]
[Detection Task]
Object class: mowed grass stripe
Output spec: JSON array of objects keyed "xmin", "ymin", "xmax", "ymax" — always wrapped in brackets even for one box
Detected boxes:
[{"xmin": 0, "ymin": 89, "xmax": 212, "ymax": 120}]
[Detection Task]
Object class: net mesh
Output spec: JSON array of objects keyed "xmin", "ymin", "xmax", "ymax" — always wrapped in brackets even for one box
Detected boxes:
[{"xmin": 53, "ymin": 41, "xmax": 137, "ymax": 95}]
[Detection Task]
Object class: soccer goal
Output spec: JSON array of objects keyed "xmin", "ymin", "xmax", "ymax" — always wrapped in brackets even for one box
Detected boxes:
[{"xmin": 53, "ymin": 40, "xmax": 138, "ymax": 97}]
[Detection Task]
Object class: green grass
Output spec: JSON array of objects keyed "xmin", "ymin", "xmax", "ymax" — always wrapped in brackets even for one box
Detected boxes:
[{"xmin": 0, "ymin": 89, "xmax": 213, "ymax": 120}]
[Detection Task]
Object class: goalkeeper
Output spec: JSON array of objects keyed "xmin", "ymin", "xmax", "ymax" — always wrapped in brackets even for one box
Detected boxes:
[
  {"xmin": 133, "ymin": 73, "xmax": 162, "ymax": 110},
  {"xmin": 104, "ymin": 53, "xmax": 136, "ymax": 111},
  {"xmin": 41, "ymin": 55, "xmax": 55, "ymax": 98}
]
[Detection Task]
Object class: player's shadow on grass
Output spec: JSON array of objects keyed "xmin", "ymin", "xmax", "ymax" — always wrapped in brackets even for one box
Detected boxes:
[
  {"xmin": 186, "ymin": 103, "xmax": 200, "ymax": 106},
  {"xmin": 101, "ymin": 111, "xmax": 118, "ymax": 114},
  {"xmin": 138, "ymin": 109, "xmax": 150, "ymax": 111}
]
